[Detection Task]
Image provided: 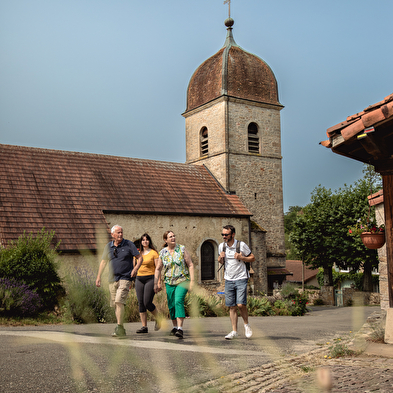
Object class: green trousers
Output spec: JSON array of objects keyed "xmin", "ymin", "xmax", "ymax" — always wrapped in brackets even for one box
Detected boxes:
[{"xmin": 165, "ymin": 281, "xmax": 189, "ymax": 320}]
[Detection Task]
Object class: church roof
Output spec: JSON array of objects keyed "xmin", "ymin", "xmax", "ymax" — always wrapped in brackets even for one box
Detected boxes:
[
  {"xmin": 0, "ymin": 144, "xmax": 251, "ymax": 251},
  {"xmin": 185, "ymin": 18, "xmax": 282, "ymax": 113}
]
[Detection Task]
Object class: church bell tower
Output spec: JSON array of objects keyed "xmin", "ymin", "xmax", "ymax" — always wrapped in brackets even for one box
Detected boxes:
[{"xmin": 182, "ymin": 17, "xmax": 286, "ymax": 270}]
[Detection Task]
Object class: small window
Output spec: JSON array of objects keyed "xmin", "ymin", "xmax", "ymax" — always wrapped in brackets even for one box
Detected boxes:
[
  {"xmin": 201, "ymin": 241, "xmax": 215, "ymax": 280},
  {"xmin": 248, "ymin": 122, "xmax": 259, "ymax": 153},
  {"xmin": 200, "ymin": 127, "xmax": 208, "ymax": 156}
]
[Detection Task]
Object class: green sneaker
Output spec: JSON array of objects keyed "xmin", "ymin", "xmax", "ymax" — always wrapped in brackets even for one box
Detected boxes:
[{"xmin": 112, "ymin": 325, "xmax": 126, "ymax": 337}]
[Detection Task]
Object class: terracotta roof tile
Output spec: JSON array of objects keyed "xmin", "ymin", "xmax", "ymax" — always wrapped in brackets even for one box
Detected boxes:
[
  {"xmin": 324, "ymin": 93, "xmax": 393, "ymax": 141},
  {"xmin": 321, "ymin": 93, "xmax": 393, "ymax": 167},
  {"xmin": 368, "ymin": 189, "xmax": 384, "ymax": 206},
  {"xmin": 0, "ymin": 144, "xmax": 251, "ymax": 251}
]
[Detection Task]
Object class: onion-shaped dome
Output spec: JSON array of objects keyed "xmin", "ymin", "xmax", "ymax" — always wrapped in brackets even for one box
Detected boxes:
[{"xmin": 185, "ymin": 18, "xmax": 281, "ymax": 113}]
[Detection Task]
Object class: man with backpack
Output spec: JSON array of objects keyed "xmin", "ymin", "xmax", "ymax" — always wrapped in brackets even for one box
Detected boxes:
[{"xmin": 218, "ymin": 225, "xmax": 255, "ymax": 340}]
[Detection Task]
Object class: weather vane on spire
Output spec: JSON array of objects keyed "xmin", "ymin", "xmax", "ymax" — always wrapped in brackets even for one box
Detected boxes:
[{"xmin": 224, "ymin": 0, "xmax": 231, "ymax": 18}]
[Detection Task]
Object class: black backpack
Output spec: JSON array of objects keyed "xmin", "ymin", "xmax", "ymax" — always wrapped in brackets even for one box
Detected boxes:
[{"xmin": 222, "ymin": 241, "xmax": 251, "ymax": 272}]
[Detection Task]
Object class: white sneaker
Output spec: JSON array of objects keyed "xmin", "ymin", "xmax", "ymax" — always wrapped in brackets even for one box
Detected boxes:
[
  {"xmin": 225, "ymin": 331, "xmax": 238, "ymax": 340},
  {"xmin": 244, "ymin": 324, "xmax": 252, "ymax": 339}
]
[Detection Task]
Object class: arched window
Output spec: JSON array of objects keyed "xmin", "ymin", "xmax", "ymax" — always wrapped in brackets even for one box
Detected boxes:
[
  {"xmin": 201, "ymin": 241, "xmax": 215, "ymax": 281},
  {"xmin": 248, "ymin": 122, "xmax": 259, "ymax": 153},
  {"xmin": 200, "ymin": 127, "xmax": 208, "ymax": 156}
]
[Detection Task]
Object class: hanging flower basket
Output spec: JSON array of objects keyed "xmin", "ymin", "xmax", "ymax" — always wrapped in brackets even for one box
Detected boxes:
[
  {"xmin": 349, "ymin": 216, "xmax": 385, "ymax": 249},
  {"xmin": 360, "ymin": 232, "xmax": 385, "ymax": 249}
]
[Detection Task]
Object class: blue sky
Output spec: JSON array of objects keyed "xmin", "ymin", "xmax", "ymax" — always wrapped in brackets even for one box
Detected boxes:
[{"xmin": 1, "ymin": 0, "xmax": 392, "ymax": 212}]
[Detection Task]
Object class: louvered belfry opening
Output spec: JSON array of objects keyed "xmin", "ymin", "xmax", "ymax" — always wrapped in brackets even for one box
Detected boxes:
[
  {"xmin": 200, "ymin": 126, "xmax": 208, "ymax": 156},
  {"xmin": 248, "ymin": 122, "xmax": 259, "ymax": 153}
]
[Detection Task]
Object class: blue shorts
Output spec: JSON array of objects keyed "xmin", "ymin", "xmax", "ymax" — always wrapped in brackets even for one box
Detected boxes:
[{"xmin": 225, "ymin": 278, "xmax": 248, "ymax": 307}]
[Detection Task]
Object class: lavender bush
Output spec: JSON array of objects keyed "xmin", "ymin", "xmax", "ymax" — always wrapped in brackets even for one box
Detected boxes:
[
  {"xmin": 64, "ymin": 267, "xmax": 115, "ymax": 323},
  {"xmin": 0, "ymin": 277, "xmax": 43, "ymax": 316}
]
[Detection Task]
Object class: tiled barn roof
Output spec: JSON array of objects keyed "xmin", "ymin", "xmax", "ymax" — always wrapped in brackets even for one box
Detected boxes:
[{"xmin": 0, "ymin": 144, "xmax": 251, "ymax": 251}]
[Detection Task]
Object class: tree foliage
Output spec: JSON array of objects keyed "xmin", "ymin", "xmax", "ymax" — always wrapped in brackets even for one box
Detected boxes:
[
  {"xmin": 290, "ymin": 172, "xmax": 380, "ymax": 289},
  {"xmin": 284, "ymin": 206, "xmax": 303, "ymax": 233},
  {"xmin": 284, "ymin": 206, "xmax": 303, "ymax": 259}
]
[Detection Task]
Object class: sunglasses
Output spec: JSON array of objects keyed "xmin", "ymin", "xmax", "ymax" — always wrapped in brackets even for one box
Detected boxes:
[
  {"xmin": 113, "ymin": 248, "xmax": 118, "ymax": 258},
  {"xmin": 221, "ymin": 233, "xmax": 231, "ymax": 237}
]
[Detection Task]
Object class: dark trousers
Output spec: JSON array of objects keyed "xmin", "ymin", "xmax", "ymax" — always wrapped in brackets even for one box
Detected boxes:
[{"xmin": 135, "ymin": 275, "xmax": 156, "ymax": 313}]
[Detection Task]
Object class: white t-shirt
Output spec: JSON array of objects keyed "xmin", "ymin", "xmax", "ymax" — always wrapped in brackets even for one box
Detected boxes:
[{"xmin": 218, "ymin": 239, "xmax": 251, "ymax": 281}]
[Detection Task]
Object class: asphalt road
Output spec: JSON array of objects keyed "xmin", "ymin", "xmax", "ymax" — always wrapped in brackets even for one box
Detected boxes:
[{"xmin": 0, "ymin": 306, "xmax": 377, "ymax": 393}]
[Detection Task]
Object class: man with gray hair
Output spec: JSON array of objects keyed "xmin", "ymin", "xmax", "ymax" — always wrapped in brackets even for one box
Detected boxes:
[{"xmin": 96, "ymin": 225, "xmax": 143, "ymax": 337}]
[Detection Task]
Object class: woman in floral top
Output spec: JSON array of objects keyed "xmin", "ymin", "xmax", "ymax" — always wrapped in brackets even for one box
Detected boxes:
[{"xmin": 154, "ymin": 231, "xmax": 194, "ymax": 339}]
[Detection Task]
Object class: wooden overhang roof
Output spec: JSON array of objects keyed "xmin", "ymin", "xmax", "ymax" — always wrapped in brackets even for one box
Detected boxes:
[
  {"xmin": 267, "ymin": 267, "xmax": 292, "ymax": 276},
  {"xmin": 0, "ymin": 144, "xmax": 251, "ymax": 252},
  {"xmin": 320, "ymin": 93, "xmax": 393, "ymax": 174}
]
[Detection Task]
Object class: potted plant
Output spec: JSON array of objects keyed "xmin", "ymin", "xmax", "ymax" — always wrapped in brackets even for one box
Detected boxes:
[{"xmin": 348, "ymin": 217, "xmax": 385, "ymax": 249}]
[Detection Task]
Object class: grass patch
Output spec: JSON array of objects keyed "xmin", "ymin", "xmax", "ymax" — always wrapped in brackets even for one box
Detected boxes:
[{"xmin": 326, "ymin": 337, "xmax": 359, "ymax": 358}]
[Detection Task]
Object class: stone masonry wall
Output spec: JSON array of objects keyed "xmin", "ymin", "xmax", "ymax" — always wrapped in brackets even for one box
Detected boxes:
[
  {"xmin": 184, "ymin": 98, "xmax": 285, "ymax": 270},
  {"xmin": 251, "ymin": 228, "xmax": 267, "ymax": 294},
  {"xmin": 376, "ymin": 203, "xmax": 388, "ymax": 309},
  {"xmin": 185, "ymin": 101, "xmax": 226, "ymax": 160},
  {"xmin": 227, "ymin": 100, "xmax": 285, "ymax": 265}
]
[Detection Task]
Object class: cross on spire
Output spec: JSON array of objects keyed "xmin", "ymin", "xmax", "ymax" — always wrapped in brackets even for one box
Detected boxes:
[{"xmin": 224, "ymin": 0, "xmax": 231, "ymax": 18}]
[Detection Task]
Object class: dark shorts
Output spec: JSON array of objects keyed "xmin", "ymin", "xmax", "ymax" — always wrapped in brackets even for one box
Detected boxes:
[{"xmin": 225, "ymin": 278, "xmax": 248, "ymax": 307}]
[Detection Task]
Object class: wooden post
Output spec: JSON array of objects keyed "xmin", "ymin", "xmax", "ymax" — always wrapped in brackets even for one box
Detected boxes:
[{"xmin": 382, "ymin": 174, "xmax": 393, "ymax": 307}]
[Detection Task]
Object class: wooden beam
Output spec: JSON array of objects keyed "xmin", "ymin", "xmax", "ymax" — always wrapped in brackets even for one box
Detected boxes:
[
  {"xmin": 375, "ymin": 159, "xmax": 393, "ymax": 175},
  {"xmin": 359, "ymin": 134, "xmax": 389, "ymax": 160}
]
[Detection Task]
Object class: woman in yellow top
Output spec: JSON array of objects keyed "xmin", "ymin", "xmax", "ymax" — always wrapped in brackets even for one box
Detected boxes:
[{"xmin": 135, "ymin": 233, "xmax": 161, "ymax": 333}]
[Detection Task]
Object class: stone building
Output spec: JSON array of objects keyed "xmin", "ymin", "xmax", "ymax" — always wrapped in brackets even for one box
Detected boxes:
[{"xmin": 0, "ymin": 18, "xmax": 286, "ymax": 294}]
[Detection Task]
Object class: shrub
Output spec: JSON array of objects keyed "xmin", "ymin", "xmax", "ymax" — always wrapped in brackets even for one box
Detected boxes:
[
  {"xmin": 280, "ymin": 282, "xmax": 298, "ymax": 299},
  {"xmin": 273, "ymin": 299, "xmax": 291, "ymax": 315},
  {"xmin": 185, "ymin": 292, "xmax": 227, "ymax": 317},
  {"xmin": 280, "ymin": 283, "xmax": 309, "ymax": 316},
  {"xmin": 286, "ymin": 292, "xmax": 309, "ymax": 316},
  {"xmin": 64, "ymin": 267, "xmax": 115, "ymax": 323},
  {"xmin": 0, "ymin": 277, "xmax": 42, "ymax": 316},
  {"xmin": 247, "ymin": 296, "xmax": 275, "ymax": 316},
  {"xmin": 0, "ymin": 229, "xmax": 64, "ymax": 309},
  {"xmin": 304, "ymin": 284, "xmax": 320, "ymax": 290}
]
